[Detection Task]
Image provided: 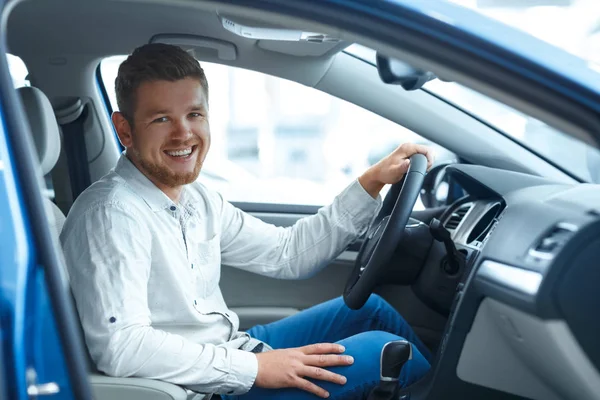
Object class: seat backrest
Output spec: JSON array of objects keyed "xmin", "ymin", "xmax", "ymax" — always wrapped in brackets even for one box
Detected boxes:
[
  {"xmin": 18, "ymin": 86, "xmax": 66, "ymax": 235},
  {"xmin": 17, "ymin": 86, "xmax": 190, "ymax": 400},
  {"xmin": 18, "ymin": 85, "xmax": 96, "ymax": 364}
]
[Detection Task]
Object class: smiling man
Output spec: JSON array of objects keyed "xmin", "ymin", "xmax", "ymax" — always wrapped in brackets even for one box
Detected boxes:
[{"xmin": 61, "ymin": 43, "xmax": 433, "ymax": 400}]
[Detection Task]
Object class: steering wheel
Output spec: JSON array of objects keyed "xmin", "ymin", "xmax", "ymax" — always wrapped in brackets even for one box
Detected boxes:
[{"xmin": 343, "ymin": 154, "xmax": 428, "ymax": 310}]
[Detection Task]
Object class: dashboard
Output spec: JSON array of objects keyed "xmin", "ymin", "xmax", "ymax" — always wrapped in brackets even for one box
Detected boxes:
[{"xmin": 426, "ymin": 164, "xmax": 600, "ymax": 400}]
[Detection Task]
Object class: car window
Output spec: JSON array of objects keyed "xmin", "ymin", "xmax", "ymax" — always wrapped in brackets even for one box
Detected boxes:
[{"xmin": 100, "ymin": 56, "xmax": 452, "ymax": 208}]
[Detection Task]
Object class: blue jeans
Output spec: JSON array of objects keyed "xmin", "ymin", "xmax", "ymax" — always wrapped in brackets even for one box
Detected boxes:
[{"xmin": 224, "ymin": 295, "xmax": 431, "ymax": 400}]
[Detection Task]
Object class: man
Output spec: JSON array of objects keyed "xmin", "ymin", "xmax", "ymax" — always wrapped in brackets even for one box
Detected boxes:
[{"xmin": 61, "ymin": 43, "xmax": 433, "ymax": 399}]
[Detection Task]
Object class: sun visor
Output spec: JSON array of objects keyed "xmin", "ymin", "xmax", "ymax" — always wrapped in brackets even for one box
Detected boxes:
[
  {"xmin": 256, "ymin": 40, "xmax": 345, "ymax": 57},
  {"xmin": 218, "ymin": 14, "xmax": 349, "ymax": 57}
]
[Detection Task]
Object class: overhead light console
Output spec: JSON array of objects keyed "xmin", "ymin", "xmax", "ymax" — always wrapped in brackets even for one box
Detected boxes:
[{"xmin": 219, "ymin": 15, "xmax": 340, "ymax": 43}]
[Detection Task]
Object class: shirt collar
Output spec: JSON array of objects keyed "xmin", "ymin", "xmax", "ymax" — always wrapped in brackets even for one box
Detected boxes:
[{"xmin": 114, "ymin": 153, "xmax": 181, "ymax": 213}]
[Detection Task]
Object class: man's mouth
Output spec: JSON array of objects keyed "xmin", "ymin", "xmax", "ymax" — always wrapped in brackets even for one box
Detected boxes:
[{"xmin": 164, "ymin": 145, "xmax": 197, "ymax": 158}]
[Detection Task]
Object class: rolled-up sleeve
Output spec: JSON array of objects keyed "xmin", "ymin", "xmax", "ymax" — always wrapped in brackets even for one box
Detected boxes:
[
  {"xmin": 60, "ymin": 202, "xmax": 258, "ymax": 395},
  {"xmin": 218, "ymin": 179, "xmax": 382, "ymax": 279}
]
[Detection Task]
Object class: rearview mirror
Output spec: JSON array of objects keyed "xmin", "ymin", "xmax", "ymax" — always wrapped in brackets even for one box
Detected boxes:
[{"xmin": 376, "ymin": 53, "xmax": 438, "ymax": 91}]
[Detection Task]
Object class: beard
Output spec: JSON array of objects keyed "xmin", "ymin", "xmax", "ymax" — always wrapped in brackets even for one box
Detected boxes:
[{"xmin": 130, "ymin": 144, "xmax": 203, "ymax": 188}]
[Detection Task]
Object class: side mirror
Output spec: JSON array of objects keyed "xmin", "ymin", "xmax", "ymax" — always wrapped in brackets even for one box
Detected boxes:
[{"xmin": 376, "ymin": 53, "xmax": 438, "ymax": 91}]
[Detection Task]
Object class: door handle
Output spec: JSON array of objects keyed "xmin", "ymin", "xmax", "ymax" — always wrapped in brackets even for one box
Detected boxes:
[{"xmin": 26, "ymin": 368, "xmax": 60, "ymax": 397}]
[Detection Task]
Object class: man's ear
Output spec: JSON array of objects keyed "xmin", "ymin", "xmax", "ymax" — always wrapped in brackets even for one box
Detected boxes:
[{"xmin": 112, "ymin": 111, "xmax": 133, "ymax": 148}]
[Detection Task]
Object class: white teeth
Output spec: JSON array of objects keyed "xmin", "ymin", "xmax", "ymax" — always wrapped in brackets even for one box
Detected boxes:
[{"xmin": 166, "ymin": 147, "xmax": 192, "ymax": 157}]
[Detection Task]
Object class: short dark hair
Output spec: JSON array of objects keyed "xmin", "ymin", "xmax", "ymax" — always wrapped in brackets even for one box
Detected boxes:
[{"xmin": 115, "ymin": 43, "xmax": 209, "ymax": 124}]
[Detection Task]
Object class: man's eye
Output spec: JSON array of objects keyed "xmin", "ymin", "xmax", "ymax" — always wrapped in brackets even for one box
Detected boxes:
[
  {"xmin": 189, "ymin": 112, "xmax": 202, "ymax": 118},
  {"xmin": 153, "ymin": 117, "xmax": 168, "ymax": 123}
]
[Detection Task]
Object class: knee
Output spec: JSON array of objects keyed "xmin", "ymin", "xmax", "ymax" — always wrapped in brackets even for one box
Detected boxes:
[
  {"xmin": 338, "ymin": 332, "xmax": 403, "ymax": 375},
  {"xmin": 334, "ymin": 331, "xmax": 401, "ymax": 379},
  {"xmin": 342, "ymin": 330, "xmax": 402, "ymax": 359},
  {"xmin": 365, "ymin": 293, "xmax": 385, "ymax": 307},
  {"xmin": 361, "ymin": 293, "xmax": 394, "ymax": 316},
  {"xmin": 341, "ymin": 331, "xmax": 430, "ymax": 387}
]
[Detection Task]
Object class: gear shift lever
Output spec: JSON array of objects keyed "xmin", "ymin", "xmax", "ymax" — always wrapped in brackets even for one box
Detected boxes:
[
  {"xmin": 429, "ymin": 218, "xmax": 464, "ymax": 275},
  {"xmin": 368, "ymin": 340, "xmax": 412, "ymax": 400}
]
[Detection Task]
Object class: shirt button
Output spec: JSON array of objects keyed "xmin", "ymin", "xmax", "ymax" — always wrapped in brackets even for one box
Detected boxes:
[
  {"xmin": 170, "ymin": 205, "xmax": 177, "ymax": 211},
  {"xmin": 194, "ymin": 300, "xmax": 197, "ymax": 305},
  {"xmin": 191, "ymin": 263, "xmax": 194, "ymax": 269}
]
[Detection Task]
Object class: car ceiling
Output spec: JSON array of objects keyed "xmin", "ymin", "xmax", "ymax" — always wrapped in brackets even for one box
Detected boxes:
[{"xmin": 7, "ymin": 0, "xmax": 345, "ymax": 87}]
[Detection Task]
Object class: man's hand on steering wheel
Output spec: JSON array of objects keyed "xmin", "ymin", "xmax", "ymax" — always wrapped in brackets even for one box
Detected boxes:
[
  {"xmin": 358, "ymin": 143, "xmax": 434, "ymax": 199},
  {"xmin": 346, "ymin": 143, "xmax": 434, "ymax": 310}
]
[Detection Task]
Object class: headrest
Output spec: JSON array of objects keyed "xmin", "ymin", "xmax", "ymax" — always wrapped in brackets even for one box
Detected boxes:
[{"xmin": 18, "ymin": 86, "xmax": 61, "ymax": 175}]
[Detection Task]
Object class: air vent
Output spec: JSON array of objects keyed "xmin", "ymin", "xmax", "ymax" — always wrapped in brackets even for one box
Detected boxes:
[
  {"xmin": 467, "ymin": 203, "xmax": 502, "ymax": 246},
  {"xmin": 529, "ymin": 223, "xmax": 578, "ymax": 259},
  {"xmin": 445, "ymin": 203, "xmax": 473, "ymax": 231}
]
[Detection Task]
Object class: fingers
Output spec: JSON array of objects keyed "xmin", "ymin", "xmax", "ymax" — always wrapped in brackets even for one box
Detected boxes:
[
  {"xmin": 295, "ymin": 364, "xmax": 349, "ymax": 398},
  {"xmin": 398, "ymin": 143, "xmax": 435, "ymax": 171},
  {"xmin": 300, "ymin": 343, "xmax": 345, "ymax": 355},
  {"xmin": 304, "ymin": 353, "xmax": 354, "ymax": 368},
  {"xmin": 301, "ymin": 365, "xmax": 347, "ymax": 384},
  {"xmin": 393, "ymin": 159, "xmax": 411, "ymax": 176},
  {"xmin": 417, "ymin": 145, "xmax": 434, "ymax": 170},
  {"xmin": 295, "ymin": 377, "xmax": 331, "ymax": 398},
  {"xmin": 423, "ymin": 148, "xmax": 435, "ymax": 171},
  {"xmin": 255, "ymin": 347, "xmax": 351, "ymax": 397}
]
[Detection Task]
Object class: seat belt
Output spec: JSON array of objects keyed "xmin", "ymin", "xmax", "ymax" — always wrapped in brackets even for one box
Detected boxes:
[{"xmin": 58, "ymin": 100, "xmax": 90, "ymax": 201}]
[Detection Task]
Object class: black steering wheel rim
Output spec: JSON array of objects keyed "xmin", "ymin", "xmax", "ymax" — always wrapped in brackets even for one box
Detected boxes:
[{"xmin": 343, "ymin": 153, "xmax": 428, "ymax": 310}]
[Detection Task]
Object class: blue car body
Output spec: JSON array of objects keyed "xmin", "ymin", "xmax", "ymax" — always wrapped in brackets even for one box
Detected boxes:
[{"xmin": 0, "ymin": 0, "xmax": 598, "ymax": 399}]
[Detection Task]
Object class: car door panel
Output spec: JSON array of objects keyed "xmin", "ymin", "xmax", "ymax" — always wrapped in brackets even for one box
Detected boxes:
[
  {"xmin": 221, "ymin": 207, "xmax": 447, "ymax": 347},
  {"xmin": 221, "ymin": 238, "xmax": 356, "ymax": 331}
]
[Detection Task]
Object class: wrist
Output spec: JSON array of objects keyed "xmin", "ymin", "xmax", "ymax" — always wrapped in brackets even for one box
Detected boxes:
[{"xmin": 358, "ymin": 168, "xmax": 385, "ymax": 199}]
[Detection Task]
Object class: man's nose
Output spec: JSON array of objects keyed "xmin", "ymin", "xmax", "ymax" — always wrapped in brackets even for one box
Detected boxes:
[{"xmin": 171, "ymin": 119, "xmax": 192, "ymax": 140}]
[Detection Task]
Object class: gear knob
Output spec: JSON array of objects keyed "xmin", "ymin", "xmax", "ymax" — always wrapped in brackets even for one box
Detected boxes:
[
  {"xmin": 380, "ymin": 340, "xmax": 412, "ymax": 381},
  {"xmin": 368, "ymin": 340, "xmax": 413, "ymax": 400}
]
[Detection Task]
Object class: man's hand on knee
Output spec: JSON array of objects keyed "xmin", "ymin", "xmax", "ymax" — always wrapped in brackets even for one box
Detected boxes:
[{"xmin": 254, "ymin": 343, "xmax": 354, "ymax": 398}]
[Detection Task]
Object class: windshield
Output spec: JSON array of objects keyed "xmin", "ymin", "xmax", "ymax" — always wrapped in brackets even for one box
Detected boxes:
[
  {"xmin": 448, "ymin": 0, "xmax": 600, "ymax": 67},
  {"xmin": 347, "ymin": 0, "xmax": 600, "ymax": 183},
  {"xmin": 424, "ymin": 80, "xmax": 600, "ymax": 183},
  {"xmin": 442, "ymin": 0, "xmax": 600, "ymax": 183}
]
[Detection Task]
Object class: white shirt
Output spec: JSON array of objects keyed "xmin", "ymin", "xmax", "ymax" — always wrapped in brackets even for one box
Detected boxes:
[{"xmin": 61, "ymin": 154, "xmax": 381, "ymax": 396}]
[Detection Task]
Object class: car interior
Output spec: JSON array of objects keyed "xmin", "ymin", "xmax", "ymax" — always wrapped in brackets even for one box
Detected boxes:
[{"xmin": 5, "ymin": 0, "xmax": 600, "ymax": 400}]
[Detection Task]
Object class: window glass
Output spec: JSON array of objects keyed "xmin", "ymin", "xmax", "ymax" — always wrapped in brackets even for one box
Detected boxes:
[
  {"xmin": 347, "ymin": 43, "xmax": 600, "ymax": 183},
  {"xmin": 101, "ymin": 57, "xmax": 451, "ymax": 208},
  {"xmin": 444, "ymin": 0, "xmax": 600, "ymax": 182},
  {"xmin": 447, "ymin": 0, "xmax": 600, "ymax": 67}
]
